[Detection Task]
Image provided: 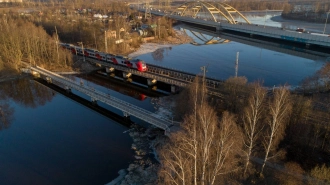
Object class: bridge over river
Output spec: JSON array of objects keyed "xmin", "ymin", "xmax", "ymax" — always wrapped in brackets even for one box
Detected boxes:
[
  {"xmin": 138, "ymin": 1, "xmax": 330, "ymax": 48},
  {"xmin": 29, "ymin": 66, "xmax": 175, "ymax": 134}
]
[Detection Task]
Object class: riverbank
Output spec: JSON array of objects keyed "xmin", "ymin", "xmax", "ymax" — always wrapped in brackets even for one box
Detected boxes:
[
  {"xmin": 128, "ymin": 28, "xmax": 193, "ymax": 58},
  {"xmin": 270, "ymin": 14, "xmax": 330, "ymax": 33}
]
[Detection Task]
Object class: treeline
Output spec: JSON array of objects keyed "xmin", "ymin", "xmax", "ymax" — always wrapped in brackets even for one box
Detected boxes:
[
  {"xmin": 20, "ymin": 1, "xmax": 174, "ymax": 54},
  {"xmin": 282, "ymin": 2, "xmax": 330, "ymax": 23},
  {"xmin": 156, "ymin": 63, "xmax": 330, "ymax": 184},
  {"xmin": 0, "ymin": 16, "xmax": 72, "ymax": 71},
  {"xmin": 226, "ymin": 0, "xmax": 289, "ymax": 11},
  {"xmin": 0, "ymin": 1, "xmax": 176, "ymax": 71}
]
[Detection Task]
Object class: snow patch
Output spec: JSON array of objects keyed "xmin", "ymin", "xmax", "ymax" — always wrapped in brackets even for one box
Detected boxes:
[{"xmin": 128, "ymin": 43, "xmax": 174, "ymax": 58}]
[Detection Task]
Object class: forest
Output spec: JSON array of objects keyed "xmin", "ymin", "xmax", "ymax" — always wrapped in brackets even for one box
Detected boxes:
[{"xmin": 156, "ymin": 67, "xmax": 330, "ymax": 184}]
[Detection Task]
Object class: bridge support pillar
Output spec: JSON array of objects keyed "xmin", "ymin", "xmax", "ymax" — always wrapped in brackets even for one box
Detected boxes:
[
  {"xmin": 216, "ymin": 24, "xmax": 221, "ymax": 31},
  {"xmin": 31, "ymin": 71, "xmax": 40, "ymax": 78},
  {"xmin": 148, "ymin": 85, "xmax": 157, "ymax": 91},
  {"xmin": 106, "ymin": 67, "xmax": 115, "ymax": 73},
  {"xmin": 126, "ymin": 78, "xmax": 133, "ymax": 83},
  {"xmin": 147, "ymin": 78, "xmax": 157, "ymax": 86},
  {"xmin": 65, "ymin": 86, "xmax": 71, "ymax": 93},
  {"xmin": 45, "ymin": 77, "xmax": 52, "ymax": 84},
  {"xmin": 122, "ymin": 72, "xmax": 132, "ymax": 79},
  {"xmin": 108, "ymin": 73, "xmax": 116, "ymax": 78},
  {"xmin": 171, "ymin": 85, "xmax": 178, "ymax": 94},
  {"xmin": 305, "ymin": 43, "xmax": 310, "ymax": 48},
  {"xmin": 91, "ymin": 97, "xmax": 98, "ymax": 105},
  {"xmin": 123, "ymin": 111, "xmax": 130, "ymax": 118}
]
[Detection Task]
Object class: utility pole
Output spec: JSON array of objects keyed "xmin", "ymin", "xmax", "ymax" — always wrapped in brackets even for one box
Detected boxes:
[
  {"xmin": 104, "ymin": 30, "xmax": 108, "ymax": 53},
  {"xmin": 263, "ymin": 9, "xmax": 268, "ymax": 28},
  {"xmin": 55, "ymin": 26, "xmax": 59, "ymax": 64},
  {"xmin": 323, "ymin": 12, "xmax": 330, "ymax": 34},
  {"xmin": 200, "ymin": 65, "xmax": 208, "ymax": 84},
  {"xmin": 77, "ymin": 42, "xmax": 85, "ymax": 63},
  {"xmin": 165, "ymin": 0, "xmax": 171, "ymax": 11},
  {"xmin": 235, "ymin": 52, "xmax": 239, "ymax": 77},
  {"xmin": 145, "ymin": 0, "xmax": 151, "ymax": 19},
  {"xmin": 158, "ymin": 18, "xmax": 160, "ymax": 39}
]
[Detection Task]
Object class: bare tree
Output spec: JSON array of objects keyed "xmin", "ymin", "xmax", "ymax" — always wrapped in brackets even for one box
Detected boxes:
[
  {"xmin": 261, "ymin": 86, "xmax": 292, "ymax": 174},
  {"xmin": 221, "ymin": 76, "xmax": 248, "ymax": 113},
  {"xmin": 209, "ymin": 111, "xmax": 242, "ymax": 185},
  {"xmin": 242, "ymin": 82, "xmax": 267, "ymax": 176},
  {"xmin": 159, "ymin": 78, "xmax": 243, "ymax": 185}
]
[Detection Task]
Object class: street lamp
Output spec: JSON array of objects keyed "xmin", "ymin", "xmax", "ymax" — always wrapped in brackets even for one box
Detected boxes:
[
  {"xmin": 77, "ymin": 42, "xmax": 85, "ymax": 62},
  {"xmin": 323, "ymin": 11, "xmax": 330, "ymax": 34},
  {"xmin": 263, "ymin": 9, "xmax": 268, "ymax": 28}
]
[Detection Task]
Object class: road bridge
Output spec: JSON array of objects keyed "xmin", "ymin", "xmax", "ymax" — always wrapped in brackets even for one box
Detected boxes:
[
  {"xmin": 142, "ymin": 1, "xmax": 330, "ymax": 48},
  {"xmin": 29, "ymin": 66, "xmax": 174, "ymax": 133},
  {"xmin": 180, "ymin": 24, "xmax": 330, "ymax": 61}
]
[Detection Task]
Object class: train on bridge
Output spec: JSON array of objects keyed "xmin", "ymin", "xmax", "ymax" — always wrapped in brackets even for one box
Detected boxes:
[{"xmin": 60, "ymin": 43, "xmax": 148, "ymax": 72}]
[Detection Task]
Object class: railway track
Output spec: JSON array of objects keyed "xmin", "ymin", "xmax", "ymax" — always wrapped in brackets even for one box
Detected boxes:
[{"xmin": 86, "ymin": 57, "xmax": 224, "ymax": 97}]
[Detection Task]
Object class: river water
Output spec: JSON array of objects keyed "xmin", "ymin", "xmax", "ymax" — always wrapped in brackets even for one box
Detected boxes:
[
  {"xmin": 0, "ymin": 12, "xmax": 329, "ymax": 185},
  {"xmin": 138, "ymin": 11, "xmax": 329, "ymax": 87}
]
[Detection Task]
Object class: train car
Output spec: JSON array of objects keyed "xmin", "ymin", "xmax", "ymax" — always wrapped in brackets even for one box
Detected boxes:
[
  {"xmin": 105, "ymin": 54, "xmax": 116, "ymax": 64},
  {"xmin": 59, "ymin": 43, "xmax": 147, "ymax": 72},
  {"xmin": 95, "ymin": 52, "xmax": 107, "ymax": 61},
  {"xmin": 84, "ymin": 48, "xmax": 99, "ymax": 58},
  {"xmin": 75, "ymin": 47, "xmax": 86, "ymax": 56},
  {"xmin": 115, "ymin": 55, "xmax": 128, "ymax": 64},
  {"xmin": 128, "ymin": 58, "xmax": 147, "ymax": 72},
  {"xmin": 60, "ymin": 43, "xmax": 78, "ymax": 54}
]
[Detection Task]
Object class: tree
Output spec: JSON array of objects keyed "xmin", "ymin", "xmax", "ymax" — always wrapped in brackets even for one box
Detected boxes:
[
  {"xmin": 261, "ymin": 86, "xmax": 292, "ymax": 174},
  {"xmin": 242, "ymin": 82, "xmax": 267, "ymax": 176},
  {"xmin": 310, "ymin": 164, "xmax": 330, "ymax": 184},
  {"xmin": 158, "ymin": 78, "xmax": 243, "ymax": 185},
  {"xmin": 221, "ymin": 76, "xmax": 248, "ymax": 114},
  {"xmin": 275, "ymin": 162, "xmax": 305, "ymax": 185}
]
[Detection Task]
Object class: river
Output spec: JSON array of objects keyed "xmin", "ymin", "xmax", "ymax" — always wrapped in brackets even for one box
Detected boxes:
[
  {"xmin": 137, "ymin": 11, "xmax": 329, "ymax": 87},
  {"xmin": 0, "ymin": 11, "xmax": 329, "ymax": 185}
]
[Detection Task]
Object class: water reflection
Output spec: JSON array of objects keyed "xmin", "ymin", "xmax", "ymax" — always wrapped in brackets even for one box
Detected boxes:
[
  {"xmin": 0, "ymin": 78, "xmax": 54, "ymax": 108},
  {"xmin": 0, "ymin": 78, "xmax": 54, "ymax": 129},
  {"xmin": 152, "ymin": 48, "xmax": 165, "ymax": 61},
  {"xmin": 0, "ymin": 77, "xmax": 134, "ymax": 185},
  {"xmin": 0, "ymin": 101, "xmax": 14, "ymax": 129},
  {"xmin": 137, "ymin": 26, "xmax": 326, "ymax": 86}
]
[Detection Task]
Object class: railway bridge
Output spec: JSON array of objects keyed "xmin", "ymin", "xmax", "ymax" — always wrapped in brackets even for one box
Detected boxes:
[
  {"xmin": 29, "ymin": 66, "xmax": 174, "ymax": 134},
  {"xmin": 86, "ymin": 57, "xmax": 224, "ymax": 97},
  {"xmin": 141, "ymin": 1, "xmax": 330, "ymax": 48}
]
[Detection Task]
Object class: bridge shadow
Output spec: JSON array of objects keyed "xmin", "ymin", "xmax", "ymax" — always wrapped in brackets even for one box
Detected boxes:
[{"xmin": 33, "ymin": 78, "xmax": 134, "ymax": 129}]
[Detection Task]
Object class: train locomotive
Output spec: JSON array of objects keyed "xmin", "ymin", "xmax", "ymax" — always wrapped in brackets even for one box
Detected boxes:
[{"xmin": 60, "ymin": 43, "xmax": 148, "ymax": 72}]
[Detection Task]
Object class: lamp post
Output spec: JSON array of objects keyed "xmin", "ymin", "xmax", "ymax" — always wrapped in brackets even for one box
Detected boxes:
[
  {"xmin": 77, "ymin": 42, "xmax": 85, "ymax": 62},
  {"xmin": 263, "ymin": 9, "xmax": 268, "ymax": 28},
  {"xmin": 323, "ymin": 12, "xmax": 330, "ymax": 34}
]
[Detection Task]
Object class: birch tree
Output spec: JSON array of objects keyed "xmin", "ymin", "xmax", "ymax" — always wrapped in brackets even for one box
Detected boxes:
[
  {"xmin": 158, "ymin": 77, "xmax": 243, "ymax": 185},
  {"xmin": 261, "ymin": 86, "xmax": 292, "ymax": 174},
  {"xmin": 242, "ymin": 82, "xmax": 267, "ymax": 176}
]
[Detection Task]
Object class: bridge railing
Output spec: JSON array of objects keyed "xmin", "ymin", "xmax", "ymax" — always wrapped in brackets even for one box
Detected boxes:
[{"xmin": 31, "ymin": 66, "xmax": 172, "ymax": 130}]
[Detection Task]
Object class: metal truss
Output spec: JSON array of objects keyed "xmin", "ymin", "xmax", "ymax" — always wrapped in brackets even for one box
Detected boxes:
[{"xmin": 174, "ymin": 1, "xmax": 251, "ymax": 24}]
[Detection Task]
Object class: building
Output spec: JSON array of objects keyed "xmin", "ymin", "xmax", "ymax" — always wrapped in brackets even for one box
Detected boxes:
[{"xmin": 106, "ymin": 30, "xmax": 116, "ymax": 38}]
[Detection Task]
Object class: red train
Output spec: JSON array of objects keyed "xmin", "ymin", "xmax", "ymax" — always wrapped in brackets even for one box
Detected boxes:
[{"xmin": 60, "ymin": 43, "xmax": 147, "ymax": 72}]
